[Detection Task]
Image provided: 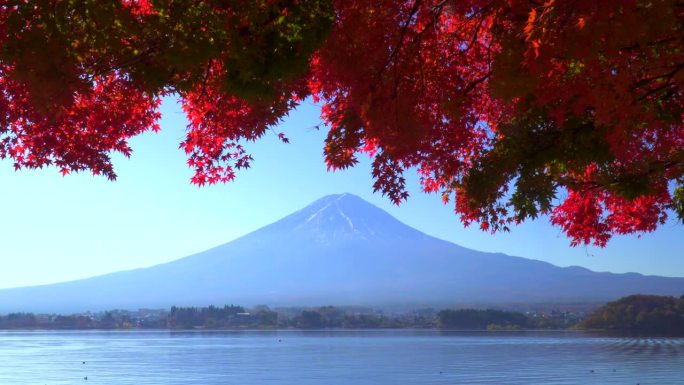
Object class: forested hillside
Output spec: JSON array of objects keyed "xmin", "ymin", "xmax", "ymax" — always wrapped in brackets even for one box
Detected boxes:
[{"xmin": 581, "ymin": 295, "xmax": 684, "ymax": 335}]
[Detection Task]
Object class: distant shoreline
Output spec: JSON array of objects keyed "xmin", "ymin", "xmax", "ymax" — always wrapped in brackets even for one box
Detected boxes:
[
  {"xmin": 4, "ymin": 295, "xmax": 682, "ymax": 336},
  {"xmin": 2, "ymin": 328, "xmax": 682, "ymax": 338},
  {"xmin": 0, "ymin": 305, "xmax": 584, "ymax": 332},
  {"xmin": 0, "ymin": 327, "xmax": 578, "ymax": 331}
]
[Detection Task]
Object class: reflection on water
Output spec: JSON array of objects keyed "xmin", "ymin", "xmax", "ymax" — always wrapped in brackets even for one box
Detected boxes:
[{"xmin": 0, "ymin": 330, "xmax": 682, "ymax": 384}]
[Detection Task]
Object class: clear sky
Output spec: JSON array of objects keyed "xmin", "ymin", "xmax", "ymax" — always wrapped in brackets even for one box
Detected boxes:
[{"xmin": 1, "ymin": 98, "xmax": 683, "ymax": 289}]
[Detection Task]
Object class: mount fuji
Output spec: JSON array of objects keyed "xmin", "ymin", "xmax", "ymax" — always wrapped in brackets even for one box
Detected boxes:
[{"xmin": 1, "ymin": 193, "xmax": 683, "ymax": 312}]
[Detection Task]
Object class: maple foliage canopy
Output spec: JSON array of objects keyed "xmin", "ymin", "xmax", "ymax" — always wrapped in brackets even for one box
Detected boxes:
[{"xmin": 1, "ymin": 0, "xmax": 683, "ymax": 246}]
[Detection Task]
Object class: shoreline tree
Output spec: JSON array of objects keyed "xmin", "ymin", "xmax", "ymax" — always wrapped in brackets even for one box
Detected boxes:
[
  {"xmin": 1, "ymin": 0, "xmax": 683, "ymax": 246},
  {"xmin": 581, "ymin": 294, "xmax": 684, "ymax": 336}
]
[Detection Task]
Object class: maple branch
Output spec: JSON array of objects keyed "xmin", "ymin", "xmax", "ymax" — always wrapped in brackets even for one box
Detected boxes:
[
  {"xmin": 462, "ymin": 70, "xmax": 493, "ymax": 95},
  {"xmin": 84, "ymin": 45, "xmax": 158, "ymax": 83},
  {"xmin": 634, "ymin": 63, "xmax": 684, "ymax": 88},
  {"xmin": 465, "ymin": 11, "xmax": 489, "ymax": 53},
  {"xmin": 561, "ymin": 152, "xmax": 684, "ymax": 194},
  {"xmin": 415, "ymin": 0, "xmax": 493, "ymax": 44},
  {"xmin": 619, "ymin": 37, "xmax": 679, "ymax": 52},
  {"xmin": 443, "ymin": 3, "xmax": 495, "ymax": 65},
  {"xmin": 431, "ymin": 0, "xmax": 448, "ymax": 10},
  {"xmin": 196, "ymin": 59, "xmax": 215, "ymax": 102},
  {"xmin": 379, "ymin": 0, "xmax": 424, "ymax": 76},
  {"xmin": 635, "ymin": 62, "xmax": 684, "ymax": 101}
]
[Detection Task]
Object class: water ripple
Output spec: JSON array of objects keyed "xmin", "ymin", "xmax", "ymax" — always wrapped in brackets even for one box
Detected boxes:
[{"xmin": 0, "ymin": 330, "xmax": 682, "ymax": 384}]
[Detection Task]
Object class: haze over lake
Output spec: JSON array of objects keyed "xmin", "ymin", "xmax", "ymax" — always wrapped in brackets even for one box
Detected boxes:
[{"xmin": 1, "ymin": 330, "xmax": 683, "ymax": 385}]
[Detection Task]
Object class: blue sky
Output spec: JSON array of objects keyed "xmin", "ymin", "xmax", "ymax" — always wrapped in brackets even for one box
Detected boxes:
[{"xmin": 1, "ymin": 98, "xmax": 683, "ymax": 289}]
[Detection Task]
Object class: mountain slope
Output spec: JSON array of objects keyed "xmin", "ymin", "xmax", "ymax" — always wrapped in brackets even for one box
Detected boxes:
[{"xmin": 1, "ymin": 193, "xmax": 683, "ymax": 312}]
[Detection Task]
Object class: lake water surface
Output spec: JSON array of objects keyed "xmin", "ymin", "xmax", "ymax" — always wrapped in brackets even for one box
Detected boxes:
[{"xmin": 0, "ymin": 330, "xmax": 682, "ymax": 384}]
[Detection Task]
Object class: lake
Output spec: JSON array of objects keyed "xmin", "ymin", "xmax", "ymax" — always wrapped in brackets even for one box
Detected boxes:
[{"xmin": 0, "ymin": 330, "xmax": 682, "ymax": 384}]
